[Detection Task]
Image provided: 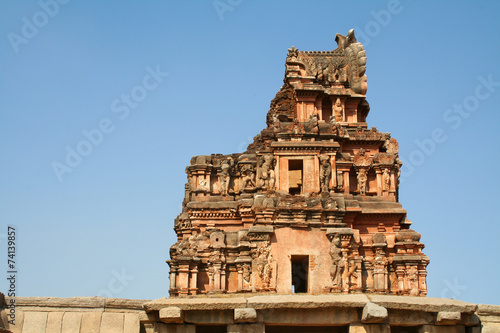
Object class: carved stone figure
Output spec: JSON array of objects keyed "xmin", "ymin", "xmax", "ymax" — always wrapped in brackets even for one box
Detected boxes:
[
  {"xmin": 262, "ymin": 254, "xmax": 274, "ymax": 288},
  {"xmin": 240, "ymin": 164, "xmax": 256, "ymax": 190},
  {"xmin": 258, "ymin": 154, "xmax": 276, "ymax": 190},
  {"xmin": 242, "ymin": 263, "xmax": 251, "ymax": 285},
  {"xmin": 357, "ymin": 169, "xmax": 368, "ymax": 195},
  {"xmin": 319, "ymin": 155, "xmax": 332, "ymax": 193},
  {"xmin": 384, "ymin": 137, "xmax": 399, "ymax": 154},
  {"xmin": 330, "ymin": 235, "xmax": 343, "ymax": 287},
  {"xmin": 408, "ymin": 265, "xmax": 419, "ymax": 296},
  {"xmin": 198, "ymin": 177, "xmax": 208, "ymax": 191},
  {"xmin": 333, "ymin": 98, "xmax": 344, "ymax": 122},
  {"xmin": 255, "ymin": 241, "xmax": 273, "ymax": 289},
  {"xmin": 304, "ymin": 113, "xmax": 319, "ymax": 133},
  {"xmin": 220, "ymin": 157, "xmax": 234, "ymax": 196},
  {"xmin": 382, "ymin": 168, "xmax": 390, "ymax": 193},
  {"xmin": 272, "ymin": 114, "xmax": 280, "ymax": 133},
  {"xmin": 373, "ymin": 249, "xmax": 388, "ymax": 292},
  {"xmin": 336, "ymin": 170, "xmax": 344, "ymax": 191}
]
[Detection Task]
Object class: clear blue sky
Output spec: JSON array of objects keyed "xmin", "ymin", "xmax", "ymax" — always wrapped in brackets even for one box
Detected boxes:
[{"xmin": 1, "ymin": 1, "xmax": 499, "ymax": 304}]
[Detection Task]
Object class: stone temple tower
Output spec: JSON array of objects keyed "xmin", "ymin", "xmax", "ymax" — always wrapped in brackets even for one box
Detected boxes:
[{"xmin": 167, "ymin": 29, "xmax": 429, "ymax": 297}]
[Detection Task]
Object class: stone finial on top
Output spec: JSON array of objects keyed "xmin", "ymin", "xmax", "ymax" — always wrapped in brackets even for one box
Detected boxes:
[{"xmin": 287, "ymin": 45, "xmax": 298, "ymax": 59}]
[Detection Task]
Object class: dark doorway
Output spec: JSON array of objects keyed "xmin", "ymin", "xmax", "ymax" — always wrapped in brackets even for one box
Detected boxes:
[
  {"xmin": 288, "ymin": 160, "xmax": 303, "ymax": 195},
  {"xmin": 322, "ymin": 96, "xmax": 332, "ymax": 121},
  {"xmin": 291, "ymin": 255, "xmax": 309, "ymax": 293},
  {"xmin": 391, "ymin": 327, "xmax": 420, "ymax": 333},
  {"xmin": 267, "ymin": 325, "xmax": 348, "ymax": 333},
  {"xmin": 196, "ymin": 325, "xmax": 226, "ymax": 333}
]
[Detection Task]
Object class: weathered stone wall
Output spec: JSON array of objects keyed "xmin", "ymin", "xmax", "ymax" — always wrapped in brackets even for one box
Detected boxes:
[
  {"xmin": 0, "ymin": 297, "xmax": 149, "ymax": 333},
  {"xmin": 2, "ymin": 295, "xmax": 498, "ymax": 332}
]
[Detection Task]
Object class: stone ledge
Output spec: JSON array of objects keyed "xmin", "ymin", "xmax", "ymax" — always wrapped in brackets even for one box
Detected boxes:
[
  {"xmin": 366, "ymin": 295, "xmax": 477, "ymax": 313},
  {"xmin": 144, "ymin": 297, "xmax": 247, "ymax": 312},
  {"xmin": 477, "ymin": 304, "xmax": 500, "ymax": 316},
  {"xmin": 247, "ymin": 294, "xmax": 369, "ymax": 309},
  {"xmin": 8, "ymin": 297, "xmax": 148, "ymax": 311}
]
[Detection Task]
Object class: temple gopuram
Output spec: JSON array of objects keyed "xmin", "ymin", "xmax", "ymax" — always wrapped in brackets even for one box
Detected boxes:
[
  {"xmin": 3, "ymin": 30, "xmax": 499, "ymax": 333},
  {"xmin": 167, "ymin": 29, "xmax": 429, "ymax": 298}
]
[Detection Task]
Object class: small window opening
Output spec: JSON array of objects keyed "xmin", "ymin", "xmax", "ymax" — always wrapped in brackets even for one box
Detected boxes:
[
  {"xmin": 288, "ymin": 160, "xmax": 303, "ymax": 195},
  {"xmin": 291, "ymin": 255, "xmax": 309, "ymax": 293}
]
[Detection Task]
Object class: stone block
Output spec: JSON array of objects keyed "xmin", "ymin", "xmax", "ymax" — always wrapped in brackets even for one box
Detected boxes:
[
  {"xmin": 362, "ymin": 302, "xmax": 388, "ymax": 323},
  {"xmin": 367, "ymin": 295, "xmax": 476, "ymax": 313},
  {"xmin": 349, "ymin": 323, "xmax": 390, "ymax": 333},
  {"xmin": 481, "ymin": 322, "xmax": 500, "ymax": 333},
  {"xmin": 227, "ymin": 323, "xmax": 265, "ymax": 333},
  {"xmin": 22, "ymin": 311, "xmax": 47, "ymax": 333},
  {"xmin": 387, "ymin": 309, "xmax": 433, "ymax": 326},
  {"xmin": 80, "ymin": 311, "xmax": 103, "ymax": 333},
  {"xmin": 159, "ymin": 307, "xmax": 183, "ymax": 324},
  {"xmin": 144, "ymin": 297, "xmax": 247, "ymax": 311},
  {"xmin": 234, "ymin": 308, "xmax": 257, "ymax": 323},
  {"xmin": 261, "ymin": 307, "xmax": 358, "ymax": 325},
  {"xmin": 45, "ymin": 311, "xmax": 64, "ymax": 333},
  {"xmin": 420, "ymin": 325, "xmax": 465, "ymax": 333},
  {"xmin": 100, "ymin": 312, "xmax": 124, "ymax": 333},
  {"xmin": 436, "ymin": 311, "xmax": 461, "ymax": 325},
  {"xmin": 183, "ymin": 309, "xmax": 233, "ymax": 324},
  {"xmin": 8, "ymin": 309, "xmax": 23, "ymax": 333},
  {"xmin": 247, "ymin": 294, "xmax": 369, "ymax": 309},
  {"xmin": 61, "ymin": 312, "xmax": 83, "ymax": 333},
  {"xmin": 124, "ymin": 313, "xmax": 141, "ymax": 333}
]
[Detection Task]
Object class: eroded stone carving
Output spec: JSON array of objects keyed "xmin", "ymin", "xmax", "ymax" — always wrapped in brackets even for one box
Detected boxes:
[
  {"xmin": 319, "ymin": 154, "xmax": 332, "ymax": 193},
  {"xmin": 357, "ymin": 169, "xmax": 368, "ymax": 195},
  {"xmin": 220, "ymin": 157, "xmax": 234, "ymax": 196},
  {"xmin": 333, "ymin": 98, "xmax": 344, "ymax": 122},
  {"xmin": 382, "ymin": 168, "xmax": 390, "ymax": 193},
  {"xmin": 257, "ymin": 154, "xmax": 276, "ymax": 191}
]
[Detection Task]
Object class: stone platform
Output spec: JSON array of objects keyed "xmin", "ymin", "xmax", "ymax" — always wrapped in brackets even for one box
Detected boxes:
[{"xmin": 1, "ymin": 295, "xmax": 499, "ymax": 332}]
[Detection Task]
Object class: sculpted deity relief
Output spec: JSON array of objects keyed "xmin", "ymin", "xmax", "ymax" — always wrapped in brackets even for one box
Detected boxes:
[
  {"xmin": 220, "ymin": 157, "xmax": 234, "ymax": 196},
  {"xmin": 257, "ymin": 154, "xmax": 276, "ymax": 191},
  {"xmin": 330, "ymin": 235, "xmax": 343, "ymax": 288},
  {"xmin": 333, "ymin": 98, "xmax": 344, "ymax": 122},
  {"xmin": 240, "ymin": 163, "xmax": 256, "ymax": 190},
  {"xmin": 382, "ymin": 168, "xmax": 390, "ymax": 193},
  {"xmin": 319, "ymin": 154, "xmax": 332, "ymax": 193},
  {"xmin": 357, "ymin": 169, "xmax": 368, "ymax": 195}
]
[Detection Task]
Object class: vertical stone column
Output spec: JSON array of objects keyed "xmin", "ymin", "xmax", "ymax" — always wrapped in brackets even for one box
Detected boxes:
[
  {"xmin": 169, "ymin": 266, "xmax": 177, "ymax": 291},
  {"xmin": 214, "ymin": 264, "xmax": 221, "ymax": 291},
  {"xmin": 396, "ymin": 265, "xmax": 406, "ymax": 294},
  {"xmin": 221, "ymin": 265, "xmax": 227, "ymax": 292},
  {"xmin": 343, "ymin": 170, "xmax": 350, "ymax": 195},
  {"xmin": 237, "ymin": 265, "xmax": 244, "ymax": 291},
  {"xmin": 330, "ymin": 154, "xmax": 337, "ymax": 189},
  {"xmin": 390, "ymin": 168, "xmax": 396, "ymax": 197},
  {"xmin": 419, "ymin": 266, "xmax": 428, "ymax": 296},
  {"xmin": 177, "ymin": 263, "xmax": 190, "ymax": 296},
  {"xmin": 279, "ymin": 157, "xmax": 288, "ymax": 192},
  {"xmin": 375, "ymin": 168, "xmax": 382, "ymax": 196},
  {"xmin": 189, "ymin": 265, "xmax": 198, "ymax": 295}
]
